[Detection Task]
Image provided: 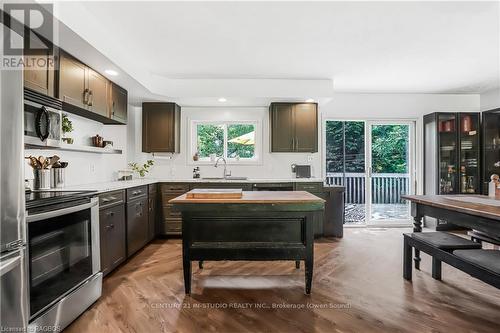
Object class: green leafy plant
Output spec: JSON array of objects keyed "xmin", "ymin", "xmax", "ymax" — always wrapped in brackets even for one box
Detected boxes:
[
  {"xmin": 129, "ymin": 160, "xmax": 154, "ymax": 177},
  {"xmin": 62, "ymin": 114, "xmax": 73, "ymax": 135}
]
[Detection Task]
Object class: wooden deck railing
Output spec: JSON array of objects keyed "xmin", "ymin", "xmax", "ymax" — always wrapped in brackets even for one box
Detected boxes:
[{"xmin": 326, "ymin": 173, "xmax": 410, "ymax": 204}]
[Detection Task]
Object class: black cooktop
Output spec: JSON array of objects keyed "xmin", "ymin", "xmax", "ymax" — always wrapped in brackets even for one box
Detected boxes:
[{"xmin": 26, "ymin": 190, "xmax": 97, "ymax": 209}]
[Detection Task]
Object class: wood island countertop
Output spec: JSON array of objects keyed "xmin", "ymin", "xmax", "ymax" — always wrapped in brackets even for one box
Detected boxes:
[
  {"xmin": 169, "ymin": 190, "xmax": 325, "ymax": 204},
  {"xmin": 402, "ymin": 195, "xmax": 500, "ymax": 221}
]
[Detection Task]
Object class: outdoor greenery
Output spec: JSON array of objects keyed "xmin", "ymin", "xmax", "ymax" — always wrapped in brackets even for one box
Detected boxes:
[
  {"xmin": 228, "ymin": 124, "xmax": 255, "ymax": 158},
  {"xmin": 371, "ymin": 125, "xmax": 408, "ymax": 173},
  {"xmin": 197, "ymin": 124, "xmax": 224, "ymax": 158},
  {"xmin": 197, "ymin": 123, "xmax": 255, "ymax": 159},
  {"xmin": 325, "ymin": 121, "xmax": 408, "ymax": 174}
]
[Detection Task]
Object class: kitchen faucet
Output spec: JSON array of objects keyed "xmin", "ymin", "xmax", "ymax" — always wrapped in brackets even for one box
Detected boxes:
[{"xmin": 214, "ymin": 157, "xmax": 231, "ymax": 178}]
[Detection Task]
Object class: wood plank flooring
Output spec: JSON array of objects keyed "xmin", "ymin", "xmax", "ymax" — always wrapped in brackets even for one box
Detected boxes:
[{"xmin": 67, "ymin": 228, "xmax": 500, "ymax": 333}]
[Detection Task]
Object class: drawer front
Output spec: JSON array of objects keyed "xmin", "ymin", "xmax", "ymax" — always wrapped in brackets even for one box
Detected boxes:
[
  {"xmin": 294, "ymin": 182, "xmax": 323, "ymax": 193},
  {"xmin": 161, "ymin": 183, "xmax": 189, "ymax": 193},
  {"xmin": 162, "ymin": 204, "xmax": 181, "ymax": 219},
  {"xmin": 99, "ymin": 190, "xmax": 125, "ymax": 208},
  {"xmin": 127, "ymin": 185, "xmax": 148, "ymax": 201},
  {"xmin": 162, "ymin": 219, "xmax": 182, "ymax": 235},
  {"xmin": 148, "ymin": 183, "xmax": 157, "ymax": 194}
]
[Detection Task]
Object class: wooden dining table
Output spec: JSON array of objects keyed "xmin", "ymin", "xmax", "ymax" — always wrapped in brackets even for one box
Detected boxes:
[{"xmin": 402, "ymin": 195, "xmax": 500, "ymax": 269}]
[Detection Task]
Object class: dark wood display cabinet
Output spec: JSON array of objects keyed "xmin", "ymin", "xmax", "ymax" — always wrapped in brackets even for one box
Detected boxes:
[
  {"xmin": 482, "ymin": 108, "xmax": 500, "ymax": 194},
  {"xmin": 142, "ymin": 102, "xmax": 181, "ymax": 153},
  {"xmin": 423, "ymin": 112, "xmax": 481, "ymax": 230},
  {"xmin": 98, "ymin": 190, "xmax": 126, "ymax": 277},
  {"xmin": 270, "ymin": 102, "xmax": 318, "ymax": 153}
]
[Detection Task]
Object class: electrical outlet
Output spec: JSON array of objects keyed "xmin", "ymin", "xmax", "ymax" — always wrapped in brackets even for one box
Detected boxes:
[
  {"xmin": 89, "ymin": 164, "xmax": 95, "ymax": 173},
  {"xmin": 307, "ymin": 155, "xmax": 314, "ymax": 162}
]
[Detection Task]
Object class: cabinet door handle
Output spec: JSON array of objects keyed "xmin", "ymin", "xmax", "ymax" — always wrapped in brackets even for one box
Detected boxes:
[
  {"xmin": 88, "ymin": 91, "xmax": 93, "ymax": 106},
  {"xmin": 83, "ymin": 88, "xmax": 89, "ymax": 105},
  {"xmin": 112, "ymin": 101, "xmax": 115, "ymax": 116},
  {"xmin": 107, "ymin": 211, "xmax": 114, "ymax": 217}
]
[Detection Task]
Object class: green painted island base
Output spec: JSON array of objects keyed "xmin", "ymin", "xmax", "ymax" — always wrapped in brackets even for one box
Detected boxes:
[{"xmin": 180, "ymin": 209, "xmax": 316, "ymax": 295}]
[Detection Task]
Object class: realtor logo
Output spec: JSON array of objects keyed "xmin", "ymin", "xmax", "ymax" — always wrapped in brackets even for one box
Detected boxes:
[{"xmin": 1, "ymin": 2, "xmax": 55, "ymax": 69}]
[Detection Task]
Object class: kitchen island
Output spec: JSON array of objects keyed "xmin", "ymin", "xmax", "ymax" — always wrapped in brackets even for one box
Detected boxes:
[{"xmin": 170, "ymin": 191, "xmax": 325, "ymax": 294}]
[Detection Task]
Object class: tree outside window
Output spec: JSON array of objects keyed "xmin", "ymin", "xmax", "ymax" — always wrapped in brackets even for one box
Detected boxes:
[{"xmin": 195, "ymin": 122, "xmax": 257, "ymax": 161}]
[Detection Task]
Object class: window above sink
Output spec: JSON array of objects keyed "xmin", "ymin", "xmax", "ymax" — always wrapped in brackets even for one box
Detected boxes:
[{"xmin": 190, "ymin": 120, "xmax": 262, "ymax": 165}]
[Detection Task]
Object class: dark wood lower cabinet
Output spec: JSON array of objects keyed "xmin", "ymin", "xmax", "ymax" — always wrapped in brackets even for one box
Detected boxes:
[
  {"xmin": 99, "ymin": 203, "xmax": 126, "ymax": 277},
  {"xmin": 127, "ymin": 196, "xmax": 148, "ymax": 257},
  {"xmin": 160, "ymin": 184, "xmax": 188, "ymax": 236},
  {"xmin": 148, "ymin": 185, "xmax": 158, "ymax": 241}
]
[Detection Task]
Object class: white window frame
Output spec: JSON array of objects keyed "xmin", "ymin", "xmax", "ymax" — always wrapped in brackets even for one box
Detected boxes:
[{"xmin": 189, "ymin": 119, "xmax": 262, "ymax": 165}]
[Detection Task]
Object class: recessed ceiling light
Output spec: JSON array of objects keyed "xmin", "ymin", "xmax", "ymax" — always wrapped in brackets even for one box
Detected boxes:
[
  {"xmin": 306, "ymin": 98, "xmax": 314, "ymax": 103},
  {"xmin": 218, "ymin": 97, "xmax": 227, "ymax": 102},
  {"xmin": 105, "ymin": 69, "xmax": 118, "ymax": 76}
]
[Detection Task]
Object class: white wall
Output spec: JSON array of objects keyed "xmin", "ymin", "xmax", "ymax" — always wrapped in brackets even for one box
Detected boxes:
[
  {"xmin": 130, "ymin": 106, "xmax": 320, "ymax": 180},
  {"xmin": 26, "ymin": 93, "xmax": 481, "ymax": 187},
  {"xmin": 129, "ymin": 93, "xmax": 480, "ymax": 189},
  {"xmin": 25, "ymin": 111, "xmax": 129, "ymax": 186},
  {"xmin": 480, "ymin": 87, "xmax": 500, "ymax": 111}
]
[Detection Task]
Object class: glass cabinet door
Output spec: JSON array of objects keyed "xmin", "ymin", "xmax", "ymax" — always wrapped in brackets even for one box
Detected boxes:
[
  {"xmin": 458, "ymin": 113, "xmax": 480, "ymax": 194},
  {"xmin": 438, "ymin": 114, "xmax": 458, "ymax": 194},
  {"xmin": 483, "ymin": 110, "xmax": 500, "ymax": 193}
]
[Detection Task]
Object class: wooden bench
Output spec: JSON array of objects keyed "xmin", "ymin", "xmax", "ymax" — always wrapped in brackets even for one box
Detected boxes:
[{"xmin": 403, "ymin": 232, "xmax": 500, "ymax": 288}]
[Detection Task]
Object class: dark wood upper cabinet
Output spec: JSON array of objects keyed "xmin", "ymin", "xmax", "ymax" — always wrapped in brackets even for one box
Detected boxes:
[
  {"xmin": 57, "ymin": 51, "xmax": 127, "ymax": 125},
  {"xmin": 270, "ymin": 102, "xmax": 318, "ymax": 153},
  {"xmin": 271, "ymin": 103, "xmax": 294, "ymax": 152},
  {"xmin": 110, "ymin": 83, "xmax": 128, "ymax": 124},
  {"xmin": 87, "ymin": 69, "xmax": 109, "ymax": 117},
  {"xmin": 59, "ymin": 51, "xmax": 88, "ymax": 109},
  {"xmin": 142, "ymin": 102, "xmax": 181, "ymax": 153},
  {"xmin": 23, "ymin": 31, "xmax": 56, "ymax": 97}
]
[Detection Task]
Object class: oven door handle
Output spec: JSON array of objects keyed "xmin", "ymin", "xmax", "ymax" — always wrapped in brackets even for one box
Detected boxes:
[
  {"xmin": 27, "ymin": 198, "xmax": 98, "ymax": 223},
  {"xmin": 0, "ymin": 255, "xmax": 20, "ymax": 277}
]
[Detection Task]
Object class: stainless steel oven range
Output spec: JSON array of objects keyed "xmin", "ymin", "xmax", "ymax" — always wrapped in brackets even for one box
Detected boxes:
[{"xmin": 25, "ymin": 191, "xmax": 102, "ymax": 331}]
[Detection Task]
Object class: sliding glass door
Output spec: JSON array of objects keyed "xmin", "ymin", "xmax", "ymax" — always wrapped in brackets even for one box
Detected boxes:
[
  {"xmin": 325, "ymin": 121, "xmax": 367, "ymax": 224},
  {"xmin": 325, "ymin": 120, "xmax": 415, "ymax": 225},
  {"xmin": 367, "ymin": 121, "xmax": 414, "ymax": 225}
]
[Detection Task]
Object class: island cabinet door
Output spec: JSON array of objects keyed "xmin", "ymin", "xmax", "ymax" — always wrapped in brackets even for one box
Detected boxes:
[
  {"xmin": 127, "ymin": 197, "xmax": 149, "ymax": 257},
  {"xmin": 99, "ymin": 204, "xmax": 126, "ymax": 276}
]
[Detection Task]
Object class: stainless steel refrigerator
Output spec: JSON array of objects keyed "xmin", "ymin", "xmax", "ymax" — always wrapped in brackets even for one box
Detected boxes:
[{"xmin": 0, "ymin": 20, "xmax": 29, "ymax": 330}]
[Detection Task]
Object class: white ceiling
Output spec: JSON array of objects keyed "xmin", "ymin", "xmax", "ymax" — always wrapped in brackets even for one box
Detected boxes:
[{"xmin": 51, "ymin": 1, "xmax": 500, "ymax": 105}]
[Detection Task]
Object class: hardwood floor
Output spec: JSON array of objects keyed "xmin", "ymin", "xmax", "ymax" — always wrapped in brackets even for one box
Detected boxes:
[{"xmin": 67, "ymin": 228, "xmax": 500, "ymax": 333}]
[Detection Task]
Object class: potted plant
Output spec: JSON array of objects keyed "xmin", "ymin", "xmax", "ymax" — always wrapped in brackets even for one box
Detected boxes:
[
  {"xmin": 61, "ymin": 114, "xmax": 74, "ymax": 144},
  {"xmin": 129, "ymin": 160, "xmax": 154, "ymax": 178}
]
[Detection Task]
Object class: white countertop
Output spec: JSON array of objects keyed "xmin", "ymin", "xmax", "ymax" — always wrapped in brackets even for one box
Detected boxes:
[{"xmin": 57, "ymin": 177, "xmax": 328, "ymax": 193}]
